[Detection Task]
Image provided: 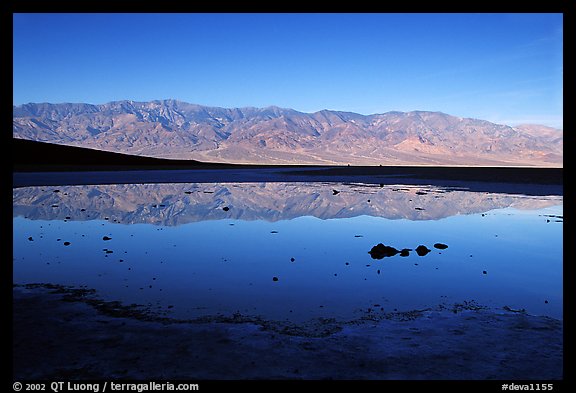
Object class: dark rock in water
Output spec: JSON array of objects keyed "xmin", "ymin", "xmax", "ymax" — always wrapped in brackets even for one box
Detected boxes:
[
  {"xmin": 399, "ymin": 248, "xmax": 411, "ymax": 257},
  {"xmin": 434, "ymin": 243, "xmax": 448, "ymax": 249},
  {"xmin": 222, "ymin": 206, "xmax": 230, "ymax": 211},
  {"xmin": 290, "ymin": 257, "xmax": 295, "ymax": 262},
  {"xmin": 184, "ymin": 191, "xmax": 192, "ymax": 194},
  {"xmin": 544, "ymin": 300, "xmax": 549, "ymax": 304},
  {"xmin": 332, "ymin": 189, "xmax": 340, "ymax": 195},
  {"xmin": 270, "ymin": 231, "xmax": 278, "ymax": 234},
  {"xmin": 415, "ymin": 207, "xmax": 425, "ymax": 211},
  {"xmin": 272, "ymin": 276, "xmax": 279, "ymax": 282},
  {"xmin": 63, "ymin": 241, "xmax": 71, "ymax": 246},
  {"xmin": 28, "ymin": 236, "xmax": 33, "ymax": 241},
  {"xmin": 53, "ymin": 189, "xmax": 60, "ymax": 193},
  {"xmin": 354, "ymin": 235, "xmax": 363, "ymax": 238},
  {"xmin": 483, "ymin": 270, "xmax": 487, "ymax": 275},
  {"xmin": 102, "ymin": 236, "xmax": 112, "ymax": 241},
  {"xmin": 368, "ymin": 243, "xmax": 399, "ymax": 259},
  {"xmin": 415, "ymin": 245, "xmax": 431, "ymax": 256}
]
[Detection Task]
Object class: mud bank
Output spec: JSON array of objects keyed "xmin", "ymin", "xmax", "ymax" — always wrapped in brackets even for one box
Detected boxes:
[{"xmin": 13, "ymin": 285, "xmax": 563, "ymax": 380}]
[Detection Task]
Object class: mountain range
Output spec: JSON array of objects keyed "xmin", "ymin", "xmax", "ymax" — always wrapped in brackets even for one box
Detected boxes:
[{"xmin": 13, "ymin": 100, "xmax": 563, "ymax": 167}]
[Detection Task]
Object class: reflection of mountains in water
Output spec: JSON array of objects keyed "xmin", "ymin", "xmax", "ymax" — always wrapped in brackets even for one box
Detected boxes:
[{"xmin": 13, "ymin": 183, "xmax": 562, "ymax": 225}]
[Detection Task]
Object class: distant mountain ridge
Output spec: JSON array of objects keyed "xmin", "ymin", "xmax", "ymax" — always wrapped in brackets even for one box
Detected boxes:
[{"xmin": 13, "ymin": 99, "xmax": 563, "ymax": 167}]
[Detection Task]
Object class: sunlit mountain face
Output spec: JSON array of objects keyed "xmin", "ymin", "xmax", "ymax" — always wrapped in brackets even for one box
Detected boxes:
[{"xmin": 13, "ymin": 100, "xmax": 563, "ymax": 167}]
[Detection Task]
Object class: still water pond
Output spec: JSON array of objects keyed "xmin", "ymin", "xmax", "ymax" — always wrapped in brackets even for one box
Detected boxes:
[{"xmin": 13, "ymin": 182, "xmax": 563, "ymax": 322}]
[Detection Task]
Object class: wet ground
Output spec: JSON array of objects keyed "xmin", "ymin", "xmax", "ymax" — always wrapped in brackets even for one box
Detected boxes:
[{"xmin": 13, "ymin": 284, "xmax": 563, "ymax": 380}]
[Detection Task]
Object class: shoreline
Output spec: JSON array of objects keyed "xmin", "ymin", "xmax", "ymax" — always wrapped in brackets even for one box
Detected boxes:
[
  {"xmin": 13, "ymin": 284, "xmax": 563, "ymax": 380},
  {"xmin": 13, "ymin": 166, "xmax": 563, "ymax": 197}
]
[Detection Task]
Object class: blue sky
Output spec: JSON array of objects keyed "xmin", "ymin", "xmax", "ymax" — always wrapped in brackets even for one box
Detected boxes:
[{"xmin": 13, "ymin": 13, "xmax": 563, "ymax": 128}]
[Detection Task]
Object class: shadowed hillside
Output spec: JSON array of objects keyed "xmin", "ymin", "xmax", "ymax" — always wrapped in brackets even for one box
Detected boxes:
[{"xmin": 12, "ymin": 139, "xmax": 236, "ymax": 171}]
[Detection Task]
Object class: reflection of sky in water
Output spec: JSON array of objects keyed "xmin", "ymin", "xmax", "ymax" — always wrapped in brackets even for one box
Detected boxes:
[{"xmin": 13, "ymin": 183, "xmax": 563, "ymax": 322}]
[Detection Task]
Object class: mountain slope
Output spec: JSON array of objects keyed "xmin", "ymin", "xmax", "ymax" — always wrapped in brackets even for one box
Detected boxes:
[
  {"xmin": 13, "ymin": 100, "xmax": 563, "ymax": 167},
  {"xmin": 11, "ymin": 138, "xmax": 237, "ymax": 170}
]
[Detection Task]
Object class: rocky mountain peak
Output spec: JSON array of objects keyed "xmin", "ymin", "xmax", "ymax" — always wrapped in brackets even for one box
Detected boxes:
[{"xmin": 13, "ymin": 100, "xmax": 563, "ymax": 166}]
